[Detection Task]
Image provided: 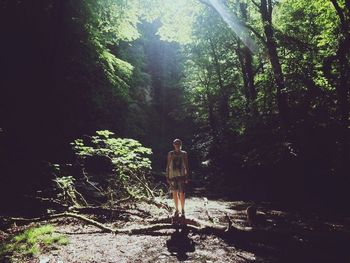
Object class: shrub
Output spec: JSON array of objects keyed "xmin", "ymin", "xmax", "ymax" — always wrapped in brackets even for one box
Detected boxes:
[{"xmin": 69, "ymin": 130, "xmax": 154, "ymax": 206}]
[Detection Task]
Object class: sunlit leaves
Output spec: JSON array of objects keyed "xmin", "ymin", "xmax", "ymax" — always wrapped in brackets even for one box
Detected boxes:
[
  {"xmin": 70, "ymin": 130, "xmax": 154, "ymax": 201},
  {"xmin": 71, "ymin": 130, "xmax": 152, "ymax": 178},
  {"xmin": 156, "ymin": 0, "xmax": 201, "ymax": 44},
  {"xmin": 88, "ymin": 0, "xmax": 140, "ymax": 44},
  {"xmin": 272, "ymin": 0, "xmax": 341, "ymax": 96},
  {"xmin": 275, "ymin": 0, "xmax": 338, "ymax": 54}
]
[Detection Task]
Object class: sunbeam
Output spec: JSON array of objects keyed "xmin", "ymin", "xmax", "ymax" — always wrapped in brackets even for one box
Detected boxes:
[{"xmin": 208, "ymin": 0, "xmax": 258, "ymax": 53}]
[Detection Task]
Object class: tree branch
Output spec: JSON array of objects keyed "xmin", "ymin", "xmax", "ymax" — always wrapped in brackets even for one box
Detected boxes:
[
  {"xmin": 250, "ymin": 0, "xmax": 260, "ymax": 9},
  {"xmin": 330, "ymin": 0, "xmax": 346, "ymax": 30},
  {"xmin": 238, "ymin": 21, "xmax": 267, "ymax": 46},
  {"xmin": 252, "ymin": 61, "xmax": 265, "ymax": 77},
  {"xmin": 268, "ymin": 0, "xmax": 273, "ymax": 22}
]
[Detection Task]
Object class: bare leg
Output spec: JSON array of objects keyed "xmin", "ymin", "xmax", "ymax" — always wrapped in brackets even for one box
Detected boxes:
[
  {"xmin": 179, "ymin": 192, "xmax": 185, "ymax": 215},
  {"xmin": 172, "ymin": 191, "xmax": 179, "ymax": 213}
]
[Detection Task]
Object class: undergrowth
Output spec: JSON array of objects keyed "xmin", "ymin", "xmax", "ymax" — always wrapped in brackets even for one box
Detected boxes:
[{"xmin": 0, "ymin": 224, "xmax": 68, "ymax": 262}]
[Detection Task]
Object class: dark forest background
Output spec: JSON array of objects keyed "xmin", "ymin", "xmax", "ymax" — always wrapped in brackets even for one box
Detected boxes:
[{"xmin": 1, "ymin": 0, "xmax": 350, "ymax": 213}]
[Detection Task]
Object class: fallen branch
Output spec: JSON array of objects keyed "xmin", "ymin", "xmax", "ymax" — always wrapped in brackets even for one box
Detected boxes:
[
  {"xmin": 8, "ymin": 212, "xmax": 236, "ymax": 236},
  {"xmin": 68, "ymin": 206, "xmax": 150, "ymax": 218},
  {"xmin": 9, "ymin": 213, "xmax": 114, "ymax": 232},
  {"xmin": 115, "ymin": 196, "xmax": 132, "ymax": 205},
  {"xmin": 132, "ymin": 173, "xmax": 155, "ymax": 199},
  {"xmin": 8, "ymin": 212, "xmax": 308, "ymax": 249},
  {"xmin": 146, "ymin": 216, "xmax": 224, "ymax": 229}
]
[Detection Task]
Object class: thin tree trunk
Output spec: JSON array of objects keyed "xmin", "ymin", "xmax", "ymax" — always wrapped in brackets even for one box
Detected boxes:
[
  {"xmin": 206, "ymin": 86, "xmax": 218, "ymax": 137},
  {"xmin": 336, "ymin": 40, "xmax": 350, "ymax": 175},
  {"xmin": 259, "ymin": 0, "xmax": 290, "ymax": 133},
  {"xmin": 209, "ymin": 38, "xmax": 230, "ymax": 126},
  {"xmin": 330, "ymin": 0, "xmax": 350, "ymax": 175},
  {"xmin": 237, "ymin": 2, "xmax": 257, "ymax": 115}
]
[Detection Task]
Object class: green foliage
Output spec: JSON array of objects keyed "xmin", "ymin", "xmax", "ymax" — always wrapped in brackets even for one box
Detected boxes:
[
  {"xmin": 166, "ymin": 0, "xmax": 350, "ymax": 180},
  {"xmin": 71, "ymin": 130, "xmax": 154, "ymax": 203},
  {"xmin": 72, "ymin": 130, "xmax": 152, "ymax": 169},
  {"xmin": 0, "ymin": 225, "xmax": 68, "ymax": 262},
  {"xmin": 50, "ymin": 163, "xmax": 88, "ymax": 207},
  {"xmin": 2, "ymin": 0, "xmax": 349, "ymax": 202},
  {"xmin": 54, "ymin": 175, "xmax": 75, "ymax": 196},
  {"xmin": 53, "ymin": 174, "xmax": 84, "ymax": 207},
  {"xmin": 274, "ymin": 0, "xmax": 339, "ymax": 93},
  {"xmin": 156, "ymin": 0, "xmax": 201, "ymax": 44},
  {"xmin": 82, "ymin": 0, "xmax": 136, "ymax": 99}
]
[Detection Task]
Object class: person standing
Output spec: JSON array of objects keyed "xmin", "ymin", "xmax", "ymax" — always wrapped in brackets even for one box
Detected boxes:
[{"xmin": 166, "ymin": 138, "xmax": 189, "ymax": 219}]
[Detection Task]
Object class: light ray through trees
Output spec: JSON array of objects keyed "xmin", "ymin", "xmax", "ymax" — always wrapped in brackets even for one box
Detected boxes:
[{"xmin": 208, "ymin": 0, "xmax": 258, "ymax": 53}]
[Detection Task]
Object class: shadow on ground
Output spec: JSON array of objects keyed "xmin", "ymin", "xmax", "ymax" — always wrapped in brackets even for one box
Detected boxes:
[{"xmin": 166, "ymin": 228, "xmax": 196, "ymax": 261}]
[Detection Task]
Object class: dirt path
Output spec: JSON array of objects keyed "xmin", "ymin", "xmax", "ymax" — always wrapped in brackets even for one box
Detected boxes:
[
  {"xmin": 37, "ymin": 197, "xmax": 258, "ymax": 263},
  {"xmin": 7, "ymin": 196, "xmax": 350, "ymax": 263}
]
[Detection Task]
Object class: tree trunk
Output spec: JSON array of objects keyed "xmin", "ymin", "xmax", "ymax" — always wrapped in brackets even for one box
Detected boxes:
[
  {"xmin": 237, "ymin": 2, "xmax": 257, "ymax": 115},
  {"xmin": 336, "ymin": 40, "xmax": 350, "ymax": 175},
  {"xmin": 330, "ymin": 0, "xmax": 350, "ymax": 175},
  {"xmin": 209, "ymin": 38, "xmax": 230, "ymax": 127},
  {"xmin": 259, "ymin": 0, "xmax": 290, "ymax": 133},
  {"xmin": 206, "ymin": 86, "xmax": 219, "ymax": 137}
]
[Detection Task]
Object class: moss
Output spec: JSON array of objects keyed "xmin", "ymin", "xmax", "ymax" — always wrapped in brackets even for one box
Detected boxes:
[{"xmin": 0, "ymin": 224, "xmax": 68, "ymax": 262}]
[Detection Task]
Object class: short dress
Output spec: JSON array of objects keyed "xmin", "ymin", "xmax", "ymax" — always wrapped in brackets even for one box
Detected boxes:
[{"xmin": 167, "ymin": 150, "xmax": 187, "ymax": 192}]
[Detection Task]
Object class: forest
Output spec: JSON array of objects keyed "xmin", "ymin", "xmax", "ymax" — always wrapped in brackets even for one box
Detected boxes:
[{"xmin": 1, "ymin": 0, "xmax": 350, "ymax": 262}]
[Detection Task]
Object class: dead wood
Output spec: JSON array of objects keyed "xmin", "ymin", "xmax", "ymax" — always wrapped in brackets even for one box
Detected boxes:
[
  {"xmin": 7, "ymin": 211, "xmax": 308, "ymax": 249},
  {"xmin": 68, "ymin": 206, "xmax": 149, "ymax": 218},
  {"xmin": 7, "ymin": 212, "xmax": 241, "ymax": 237}
]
